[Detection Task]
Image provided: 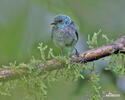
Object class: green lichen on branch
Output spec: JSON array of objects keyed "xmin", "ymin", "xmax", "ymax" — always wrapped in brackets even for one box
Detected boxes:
[
  {"xmin": 0, "ymin": 42, "xmax": 84, "ymax": 100},
  {"xmin": 0, "ymin": 31, "xmax": 125, "ymax": 100}
]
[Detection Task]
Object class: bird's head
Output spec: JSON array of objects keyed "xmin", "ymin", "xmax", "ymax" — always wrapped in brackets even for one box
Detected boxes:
[{"xmin": 51, "ymin": 15, "xmax": 72, "ymax": 29}]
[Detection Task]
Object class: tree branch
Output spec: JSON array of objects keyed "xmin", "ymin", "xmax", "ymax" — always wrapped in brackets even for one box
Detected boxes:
[
  {"xmin": 71, "ymin": 36, "xmax": 125, "ymax": 63},
  {"xmin": 0, "ymin": 36, "xmax": 125, "ymax": 81}
]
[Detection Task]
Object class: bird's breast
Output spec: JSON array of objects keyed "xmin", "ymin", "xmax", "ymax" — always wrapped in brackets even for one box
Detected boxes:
[
  {"xmin": 52, "ymin": 28, "xmax": 76, "ymax": 48},
  {"xmin": 53, "ymin": 30, "xmax": 65, "ymax": 47}
]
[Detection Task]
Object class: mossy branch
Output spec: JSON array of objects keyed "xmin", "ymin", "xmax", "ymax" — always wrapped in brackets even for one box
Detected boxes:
[{"xmin": 0, "ymin": 36, "xmax": 125, "ymax": 81}]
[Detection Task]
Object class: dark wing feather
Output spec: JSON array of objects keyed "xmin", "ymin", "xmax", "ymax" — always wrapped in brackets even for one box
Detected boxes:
[{"xmin": 75, "ymin": 31, "xmax": 78, "ymax": 42}]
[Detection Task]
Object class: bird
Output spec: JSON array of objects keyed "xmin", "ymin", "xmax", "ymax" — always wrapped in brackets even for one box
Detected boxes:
[{"xmin": 50, "ymin": 14, "xmax": 79, "ymax": 57}]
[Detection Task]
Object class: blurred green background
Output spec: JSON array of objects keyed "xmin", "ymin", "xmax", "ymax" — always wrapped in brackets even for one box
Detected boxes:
[{"xmin": 0, "ymin": 0, "xmax": 125, "ymax": 100}]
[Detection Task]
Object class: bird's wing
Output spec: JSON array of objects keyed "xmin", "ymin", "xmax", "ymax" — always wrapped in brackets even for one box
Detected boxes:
[{"xmin": 67, "ymin": 21, "xmax": 79, "ymax": 42}]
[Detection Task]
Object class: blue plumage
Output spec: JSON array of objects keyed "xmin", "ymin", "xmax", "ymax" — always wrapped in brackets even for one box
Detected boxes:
[{"xmin": 51, "ymin": 15, "xmax": 79, "ymax": 56}]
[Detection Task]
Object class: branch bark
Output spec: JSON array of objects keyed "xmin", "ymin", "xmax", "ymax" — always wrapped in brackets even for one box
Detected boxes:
[
  {"xmin": 70, "ymin": 36, "xmax": 125, "ymax": 63},
  {"xmin": 0, "ymin": 36, "xmax": 125, "ymax": 81}
]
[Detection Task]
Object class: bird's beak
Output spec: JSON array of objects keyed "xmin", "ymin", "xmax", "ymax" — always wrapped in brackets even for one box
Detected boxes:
[{"xmin": 50, "ymin": 22, "xmax": 56, "ymax": 25}]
